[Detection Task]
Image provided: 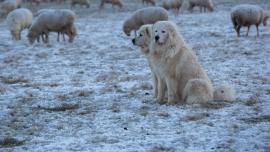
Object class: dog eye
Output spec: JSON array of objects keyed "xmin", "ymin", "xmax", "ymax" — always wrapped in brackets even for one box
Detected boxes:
[
  {"xmin": 162, "ymin": 30, "xmax": 166, "ymax": 33},
  {"xmin": 155, "ymin": 30, "xmax": 157, "ymax": 33},
  {"xmin": 140, "ymin": 34, "xmax": 143, "ymax": 37}
]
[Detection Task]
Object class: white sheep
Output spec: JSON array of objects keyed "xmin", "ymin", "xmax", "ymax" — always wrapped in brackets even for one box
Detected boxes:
[
  {"xmin": 0, "ymin": 0, "xmax": 22, "ymax": 17},
  {"xmin": 71, "ymin": 0, "xmax": 90, "ymax": 8},
  {"xmin": 6, "ymin": 8, "xmax": 33, "ymax": 40},
  {"xmin": 100, "ymin": 0, "xmax": 123, "ymax": 9},
  {"xmin": 231, "ymin": 4, "xmax": 268, "ymax": 37},
  {"xmin": 27, "ymin": 9, "xmax": 77, "ymax": 44},
  {"xmin": 142, "ymin": 0, "xmax": 155, "ymax": 6},
  {"xmin": 160, "ymin": 0, "xmax": 183, "ymax": 14},
  {"xmin": 188, "ymin": 0, "xmax": 214, "ymax": 12},
  {"xmin": 123, "ymin": 7, "xmax": 169, "ymax": 36}
]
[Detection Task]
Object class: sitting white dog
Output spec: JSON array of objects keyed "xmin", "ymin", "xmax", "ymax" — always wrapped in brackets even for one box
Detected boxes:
[{"xmin": 150, "ymin": 21, "xmax": 235, "ymax": 104}]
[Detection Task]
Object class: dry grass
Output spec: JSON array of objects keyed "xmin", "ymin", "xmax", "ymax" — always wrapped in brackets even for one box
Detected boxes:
[
  {"xmin": 150, "ymin": 145, "xmax": 176, "ymax": 152},
  {"xmin": 181, "ymin": 112, "xmax": 210, "ymax": 122},
  {"xmin": 0, "ymin": 137, "xmax": 24, "ymax": 147},
  {"xmin": 110, "ymin": 102, "xmax": 120, "ymax": 113},
  {"xmin": 138, "ymin": 105, "xmax": 151, "ymax": 117},
  {"xmin": 240, "ymin": 115, "xmax": 270, "ymax": 124},
  {"xmin": 0, "ymin": 76, "xmax": 28, "ymax": 84},
  {"xmin": 245, "ymin": 93, "xmax": 260, "ymax": 106},
  {"xmin": 39, "ymin": 103, "xmax": 80, "ymax": 112},
  {"xmin": 200, "ymin": 101, "xmax": 227, "ymax": 109}
]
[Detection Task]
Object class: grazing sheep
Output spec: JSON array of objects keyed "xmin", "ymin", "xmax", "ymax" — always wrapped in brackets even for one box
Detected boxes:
[
  {"xmin": 160, "ymin": 0, "xmax": 183, "ymax": 14},
  {"xmin": 0, "ymin": 0, "xmax": 22, "ymax": 17},
  {"xmin": 123, "ymin": 7, "xmax": 169, "ymax": 36},
  {"xmin": 231, "ymin": 4, "xmax": 268, "ymax": 37},
  {"xmin": 71, "ymin": 0, "xmax": 90, "ymax": 8},
  {"xmin": 214, "ymin": 84, "xmax": 236, "ymax": 102},
  {"xmin": 6, "ymin": 8, "xmax": 33, "ymax": 40},
  {"xmin": 36, "ymin": 9, "xmax": 67, "ymax": 42},
  {"xmin": 27, "ymin": 9, "xmax": 77, "ymax": 44},
  {"xmin": 100, "ymin": 0, "xmax": 123, "ymax": 9},
  {"xmin": 142, "ymin": 0, "xmax": 155, "ymax": 6},
  {"xmin": 188, "ymin": 0, "xmax": 214, "ymax": 12}
]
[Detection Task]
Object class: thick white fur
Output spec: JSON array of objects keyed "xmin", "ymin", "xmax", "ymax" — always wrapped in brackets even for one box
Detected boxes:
[
  {"xmin": 132, "ymin": 24, "xmax": 167, "ymax": 103},
  {"xmin": 150, "ymin": 21, "xmax": 214, "ymax": 104},
  {"xmin": 6, "ymin": 8, "xmax": 33, "ymax": 40}
]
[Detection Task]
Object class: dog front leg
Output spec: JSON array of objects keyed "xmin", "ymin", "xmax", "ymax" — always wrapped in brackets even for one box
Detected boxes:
[
  {"xmin": 157, "ymin": 76, "xmax": 166, "ymax": 104},
  {"xmin": 152, "ymin": 73, "xmax": 158, "ymax": 98}
]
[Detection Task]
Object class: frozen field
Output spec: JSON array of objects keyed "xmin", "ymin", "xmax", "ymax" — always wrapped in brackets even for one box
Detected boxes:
[{"xmin": 0, "ymin": 0, "xmax": 270, "ymax": 151}]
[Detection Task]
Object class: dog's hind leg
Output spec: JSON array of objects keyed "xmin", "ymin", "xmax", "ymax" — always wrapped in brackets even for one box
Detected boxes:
[{"xmin": 183, "ymin": 79, "xmax": 213, "ymax": 104}]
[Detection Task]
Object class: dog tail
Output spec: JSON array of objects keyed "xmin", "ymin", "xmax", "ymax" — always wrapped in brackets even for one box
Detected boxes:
[{"xmin": 214, "ymin": 84, "xmax": 236, "ymax": 102}]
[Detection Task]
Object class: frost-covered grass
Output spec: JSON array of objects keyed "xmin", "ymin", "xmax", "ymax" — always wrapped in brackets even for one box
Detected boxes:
[{"xmin": 0, "ymin": 0, "xmax": 269, "ymax": 151}]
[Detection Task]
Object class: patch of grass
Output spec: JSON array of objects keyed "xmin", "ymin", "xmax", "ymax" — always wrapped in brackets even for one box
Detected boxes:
[
  {"xmin": 182, "ymin": 112, "xmax": 210, "ymax": 122},
  {"xmin": 138, "ymin": 106, "xmax": 150, "ymax": 117},
  {"xmin": 245, "ymin": 93, "xmax": 260, "ymax": 106},
  {"xmin": 0, "ymin": 137, "xmax": 24, "ymax": 147},
  {"xmin": 40, "ymin": 103, "xmax": 79, "ymax": 112},
  {"xmin": 0, "ymin": 76, "xmax": 28, "ymax": 84},
  {"xmin": 150, "ymin": 145, "xmax": 176, "ymax": 152},
  {"xmin": 77, "ymin": 90, "xmax": 93, "ymax": 97},
  {"xmin": 110, "ymin": 102, "xmax": 120, "ymax": 113},
  {"xmin": 157, "ymin": 112, "xmax": 170, "ymax": 118},
  {"xmin": 240, "ymin": 115, "xmax": 270, "ymax": 124},
  {"xmin": 200, "ymin": 101, "xmax": 227, "ymax": 109}
]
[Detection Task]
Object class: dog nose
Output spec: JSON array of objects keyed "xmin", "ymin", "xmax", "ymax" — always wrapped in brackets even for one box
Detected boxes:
[
  {"xmin": 132, "ymin": 38, "xmax": 135, "ymax": 44},
  {"xmin": 155, "ymin": 35, "xmax": 159, "ymax": 41}
]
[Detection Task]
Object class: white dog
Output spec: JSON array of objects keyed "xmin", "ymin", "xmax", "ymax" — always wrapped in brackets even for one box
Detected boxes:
[
  {"xmin": 132, "ymin": 24, "xmax": 167, "ymax": 103},
  {"xmin": 150, "ymin": 21, "xmax": 214, "ymax": 104}
]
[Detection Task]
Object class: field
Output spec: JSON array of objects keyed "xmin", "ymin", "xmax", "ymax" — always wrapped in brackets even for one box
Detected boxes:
[{"xmin": 0, "ymin": 0, "xmax": 270, "ymax": 151}]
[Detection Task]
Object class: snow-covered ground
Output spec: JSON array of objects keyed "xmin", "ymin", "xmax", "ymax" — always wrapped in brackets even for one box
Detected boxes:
[{"xmin": 0, "ymin": 0, "xmax": 270, "ymax": 151}]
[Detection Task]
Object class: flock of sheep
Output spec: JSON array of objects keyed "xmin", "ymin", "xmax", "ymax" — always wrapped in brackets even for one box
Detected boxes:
[{"xmin": 0, "ymin": 0, "xmax": 269, "ymax": 103}]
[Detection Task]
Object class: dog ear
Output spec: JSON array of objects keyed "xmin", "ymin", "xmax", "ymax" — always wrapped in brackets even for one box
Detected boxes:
[{"xmin": 145, "ymin": 26, "xmax": 150, "ymax": 36}]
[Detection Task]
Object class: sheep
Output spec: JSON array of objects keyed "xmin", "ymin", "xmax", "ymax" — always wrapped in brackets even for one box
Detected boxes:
[
  {"xmin": 71, "ymin": 0, "xmax": 90, "ymax": 8},
  {"xmin": 160, "ymin": 0, "xmax": 182, "ymax": 14},
  {"xmin": 231, "ymin": 4, "xmax": 268, "ymax": 37},
  {"xmin": 6, "ymin": 8, "xmax": 33, "ymax": 40},
  {"xmin": 188, "ymin": 0, "xmax": 214, "ymax": 12},
  {"xmin": 36, "ymin": 9, "xmax": 67, "ymax": 42},
  {"xmin": 214, "ymin": 84, "xmax": 236, "ymax": 102},
  {"xmin": 27, "ymin": 9, "xmax": 77, "ymax": 44},
  {"xmin": 100, "ymin": 0, "xmax": 123, "ymax": 9},
  {"xmin": 123, "ymin": 7, "xmax": 169, "ymax": 36},
  {"xmin": 0, "ymin": 0, "xmax": 22, "ymax": 17},
  {"xmin": 142, "ymin": 0, "xmax": 155, "ymax": 6}
]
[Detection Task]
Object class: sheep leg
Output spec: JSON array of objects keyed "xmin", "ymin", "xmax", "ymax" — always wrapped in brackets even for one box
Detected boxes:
[
  {"xmin": 45, "ymin": 34, "xmax": 49, "ymax": 43},
  {"xmin": 236, "ymin": 26, "xmax": 241, "ymax": 37},
  {"xmin": 246, "ymin": 26, "xmax": 250, "ymax": 37},
  {"xmin": 57, "ymin": 32, "xmax": 60, "ymax": 42},
  {"xmin": 256, "ymin": 25, "xmax": 259, "ymax": 36},
  {"xmin": 62, "ymin": 32, "xmax": 65, "ymax": 41}
]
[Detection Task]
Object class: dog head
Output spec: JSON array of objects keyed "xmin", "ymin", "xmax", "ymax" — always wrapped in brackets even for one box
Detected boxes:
[
  {"xmin": 132, "ymin": 24, "xmax": 152, "ymax": 53},
  {"xmin": 152, "ymin": 21, "xmax": 177, "ymax": 46},
  {"xmin": 151, "ymin": 21, "xmax": 186, "ymax": 58}
]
